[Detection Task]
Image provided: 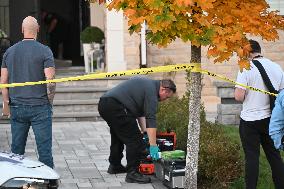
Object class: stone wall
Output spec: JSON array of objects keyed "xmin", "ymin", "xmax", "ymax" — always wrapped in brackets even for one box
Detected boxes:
[
  {"xmin": 122, "ymin": 23, "xmax": 284, "ymax": 123},
  {"xmin": 123, "ymin": 19, "xmax": 141, "ymax": 70},
  {"xmin": 214, "ymin": 82, "xmax": 242, "ymax": 125}
]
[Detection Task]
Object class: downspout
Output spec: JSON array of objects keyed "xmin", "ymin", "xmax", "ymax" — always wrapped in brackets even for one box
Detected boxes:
[{"xmin": 140, "ymin": 21, "xmax": 147, "ymax": 68}]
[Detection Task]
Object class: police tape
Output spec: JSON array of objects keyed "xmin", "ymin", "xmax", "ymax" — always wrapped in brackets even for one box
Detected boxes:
[
  {"xmin": 198, "ymin": 69, "xmax": 277, "ymax": 97},
  {"xmin": 0, "ymin": 63, "xmax": 277, "ymax": 97},
  {"xmin": 0, "ymin": 63, "xmax": 199, "ymax": 88}
]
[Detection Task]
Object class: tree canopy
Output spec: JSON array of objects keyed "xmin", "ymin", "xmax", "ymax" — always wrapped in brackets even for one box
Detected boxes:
[{"xmin": 89, "ymin": 0, "xmax": 284, "ymax": 69}]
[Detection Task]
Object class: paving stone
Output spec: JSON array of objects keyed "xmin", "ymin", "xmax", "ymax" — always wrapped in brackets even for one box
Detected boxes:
[
  {"xmin": 60, "ymin": 178, "xmax": 79, "ymax": 184},
  {"xmin": 77, "ymin": 181, "xmax": 92, "ymax": 188},
  {"xmin": 59, "ymin": 183, "xmax": 78, "ymax": 189},
  {"xmin": 55, "ymin": 162, "xmax": 69, "ymax": 168},
  {"xmin": 1, "ymin": 122, "xmax": 167, "ymax": 189},
  {"xmin": 66, "ymin": 159, "xmax": 81, "ymax": 164},
  {"xmin": 79, "ymin": 158, "xmax": 97, "ymax": 164},
  {"xmin": 90, "ymin": 178, "xmax": 105, "ymax": 184},
  {"xmin": 74, "ymin": 150, "xmax": 90, "ymax": 156},
  {"xmin": 92, "ymin": 182, "xmax": 122, "ymax": 188},
  {"xmin": 70, "ymin": 167, "xmax": 101, "ymax": 179},
  {"xmin": 104, "ymin": 177, "xmax": 125, "ymax": 183},
  {"xmin": 68, "ymin": 163, "xmax": 95, "ymax": 168},
  {"xmin": 84, "ymin": 144, "xmax": 98, "ymax": 151},
  {"xmin": 115, "ymin": 183, "xmax": 154, "ymax": 189},
  {"xmin": 100, "ymin": 171, "xmax": 119, "ymax": 179}
]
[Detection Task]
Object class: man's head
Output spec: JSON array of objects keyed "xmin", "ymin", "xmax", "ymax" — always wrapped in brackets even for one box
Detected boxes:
[
  {"xmin": 22, "ymin": 16, "xmax": 39, "ymax": 38},
  {"xmin": 159, "ymin": 79, "xmax": 176, "ymax": 101},
  {"xmin": 248, "ymin": 40, "xmax": 261, "ymax": 59}
]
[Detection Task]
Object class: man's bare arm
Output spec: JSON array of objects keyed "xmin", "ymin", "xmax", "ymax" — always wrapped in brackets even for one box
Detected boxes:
[
  {"xmin": 137, "ymin": 117, "xmax": 147, "ymax": 133},
  {"xmin": 147, "ymin": 128, "xmax": 157, "ymax": 146},
  {"xmin": 235, "ymin": 87, "xmax": 246, "ymax": 102},
  {"xmin": 44, "ymin": 67, "xmax": 56, "ymax": 104}
]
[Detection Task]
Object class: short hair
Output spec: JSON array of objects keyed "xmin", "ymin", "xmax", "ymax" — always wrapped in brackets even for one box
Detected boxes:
[
  {"xmin": 161, "ymin": 79, "xmax": 176, "ymax": 93},
  {"xmin": 249, "ymin": 39, "xmax": 261, "ymax": 54}
]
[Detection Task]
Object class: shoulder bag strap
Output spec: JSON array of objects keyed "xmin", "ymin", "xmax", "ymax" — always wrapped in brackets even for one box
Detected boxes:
[{"xmin": 252, "ymin": 59, "xmax": 276, "ymax": 93}]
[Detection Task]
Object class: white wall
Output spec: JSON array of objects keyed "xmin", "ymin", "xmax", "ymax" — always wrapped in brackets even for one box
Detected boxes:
[
  {"xmin": 105, "ymin": 10, "xmax": 126, "ymax": 72},
  {"xmin": 267, "ymin": 0, "xmax": 284, "ymax": 15},
  {"xmin": 90, "ymin": 3, "xmax": 126, "ymax": 72},
  {"xmin": 90, "ymin": 2, "xmax": 105, "ymax": 31}
]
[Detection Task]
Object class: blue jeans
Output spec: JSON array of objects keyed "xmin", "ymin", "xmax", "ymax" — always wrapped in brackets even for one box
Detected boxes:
[{"xmin": 10, "ymin": 103, "xmax": 54, "ymax": 168}]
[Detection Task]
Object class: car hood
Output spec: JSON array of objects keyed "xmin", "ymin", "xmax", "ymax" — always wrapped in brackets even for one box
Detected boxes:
[{"xmin": 0, "ymin": 152, "xmax": 60, "ymax": 185}]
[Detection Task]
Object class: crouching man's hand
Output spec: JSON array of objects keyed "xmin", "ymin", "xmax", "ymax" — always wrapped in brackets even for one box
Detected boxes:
[{"xmin": 150, "ymin": 145, "xmax": 160, "ymax": 160}]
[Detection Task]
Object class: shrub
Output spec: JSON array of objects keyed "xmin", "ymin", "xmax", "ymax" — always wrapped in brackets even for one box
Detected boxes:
[
  {"xmin": 157, "ymin": 95, "xmax": 243, "ymax": 188},
  {"xmin": 0, "ymin": 29, "xmax": 7, "ymax": 38},
  {"xmin": 80, "ymin": 26, "xmax": 104, "ymax": 44}
]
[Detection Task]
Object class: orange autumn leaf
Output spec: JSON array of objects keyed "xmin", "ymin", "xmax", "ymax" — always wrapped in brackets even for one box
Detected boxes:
[
  {"xmin": 207, "ymin": 48, "xmax": 218, "ymax": 57},
  {"xmin": 176, "ymin": 0, "xmax": 193, "ymax": 6},
  {"xmin": 238, "ymin": 59, "xmax": 250, "ymax": 70},
  {"xmin": 124, "ymin": 9, "xmax": 136, "ymax": 17},
  {"xmin": 242, "ymin": 43, "xmax": 252, "ymax": 57},
  {"xmin": 88, "ymin": 0, "xmax": 284, "ymax": 69},
  {"xmin": 236, "ymin": 48, "xmax": 244, "ymax": 57}
]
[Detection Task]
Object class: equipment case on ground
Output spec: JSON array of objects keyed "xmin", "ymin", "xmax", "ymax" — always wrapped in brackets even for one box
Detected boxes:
[{"xmin": 154, "ymin": 159, "xmax": 185, "ymax": 189}]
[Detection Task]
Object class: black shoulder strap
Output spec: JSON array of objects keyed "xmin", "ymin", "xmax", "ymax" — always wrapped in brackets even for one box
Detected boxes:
[{"xmin": 252, "ymin": 60, "xmax": 276, "ymax": 93}]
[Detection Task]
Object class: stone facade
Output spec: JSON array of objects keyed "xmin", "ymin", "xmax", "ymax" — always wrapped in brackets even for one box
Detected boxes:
[
  {"xmin": 123, "ymin": 19, "xmax": 141, "ymax": 71},
  {"xmin": 215, "ymin": 81, "xmax": 242, "ymax": 125},
  {"xmin": 91, "ymin": 4, "xmax": 284, "ymax": 125},
  {"xmin": 122, "ymin": 25, "xmax": 284, "ymax": 124}
]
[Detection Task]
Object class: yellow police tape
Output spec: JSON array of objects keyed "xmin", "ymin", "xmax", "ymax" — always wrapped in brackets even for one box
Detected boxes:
[{"xmin": 0, "ymin": 63, "xmax": 277, "ymax": 97}]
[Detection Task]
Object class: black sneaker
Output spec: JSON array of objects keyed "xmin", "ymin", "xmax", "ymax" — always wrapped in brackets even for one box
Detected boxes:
[
  {"xmin": 125, "ymin": 170, "xmax": 151, "ymax": 184},
  {"xmin": 107, "ymin": 164, "xmax": 127, "ymax": 174}
]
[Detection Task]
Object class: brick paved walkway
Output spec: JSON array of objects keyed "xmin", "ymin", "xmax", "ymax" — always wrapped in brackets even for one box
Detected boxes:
[{"xmin": 0, "ymin": 121, "xmax": 166, "ymax": 189}]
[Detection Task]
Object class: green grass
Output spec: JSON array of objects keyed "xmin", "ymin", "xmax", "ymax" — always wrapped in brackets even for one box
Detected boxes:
[{"xmin": 222, "ymin": 125, "xmax": 284, "ymax": 189}]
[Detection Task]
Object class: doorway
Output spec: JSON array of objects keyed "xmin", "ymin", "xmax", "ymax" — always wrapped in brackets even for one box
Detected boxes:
[
  {"xmin": 8, "ymin": 0, "xmax": 90, "ymax": 66},
  {"xmin": 40, "ymin": 0, "xmax": 90, "ymax": 66}
]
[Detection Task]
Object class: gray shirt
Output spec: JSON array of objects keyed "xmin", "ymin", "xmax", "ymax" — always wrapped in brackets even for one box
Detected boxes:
[
  {"xmin": 2, "ymin": 40, "xmax": 55, "ymax": 105},
  {"xmin": 102, "ymin": 77, "xmax": 160, "ymax": 128}
]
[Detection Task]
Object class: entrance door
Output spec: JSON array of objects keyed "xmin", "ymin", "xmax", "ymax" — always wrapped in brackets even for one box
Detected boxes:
[
  {"xmin": 40, "ymin": 0, "xmax": 89, "ymax": 65},
  {"xmin": 8, "ymin": 0, "xmax": 89, "ymax": 65},
  {"xmin": 9, "ymin": 0, "xmax": 40, "ymax": 43}
]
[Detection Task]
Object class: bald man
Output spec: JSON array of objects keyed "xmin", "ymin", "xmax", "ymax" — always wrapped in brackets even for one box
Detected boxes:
[{"xmin": 1, "ymin": 16, "xmax": 56, "ymax": 168}]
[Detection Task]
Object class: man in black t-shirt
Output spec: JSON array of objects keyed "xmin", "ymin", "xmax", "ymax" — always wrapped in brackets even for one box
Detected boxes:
[{"xmin": 42, "ymin": 10, "xmax": 70, "ymax": 59}]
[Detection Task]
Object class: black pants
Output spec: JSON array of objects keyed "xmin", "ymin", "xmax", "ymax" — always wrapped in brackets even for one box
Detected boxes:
[
  {"xmin": 239, "ymin": 117, "xmax": 284, "ymax": 189},
  {"xmin": 98, "ymin": 97, "xmax": 146, "ymax": 172}
]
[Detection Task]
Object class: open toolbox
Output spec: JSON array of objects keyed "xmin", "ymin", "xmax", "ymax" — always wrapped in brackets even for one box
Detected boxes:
[{"xmin": 156, "ymin": 131, "xmax": 177, "ymax": 151}]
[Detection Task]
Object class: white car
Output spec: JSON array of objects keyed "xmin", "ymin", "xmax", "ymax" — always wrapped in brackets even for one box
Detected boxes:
[{"xmin": 0, "ymin": 152, "xmax": 60, "ymax": 189}]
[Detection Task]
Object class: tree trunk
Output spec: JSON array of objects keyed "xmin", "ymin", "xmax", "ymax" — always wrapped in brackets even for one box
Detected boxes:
[{"xmin": 184, "ymin": 45, "xmax": 202, "ymax": 189}]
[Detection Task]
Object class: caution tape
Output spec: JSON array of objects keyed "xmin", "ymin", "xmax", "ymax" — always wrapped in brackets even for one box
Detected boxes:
[
  {"xmin": 0, "ymin": 63, "xmax": 277, "ymax": 97},
  {"xmin": 197, "ymin": 69, "xmax": 278, "ymax": 97},
  {"xmin": 0, "ymin": 63, "xmax": 200, "ymax": 88}
]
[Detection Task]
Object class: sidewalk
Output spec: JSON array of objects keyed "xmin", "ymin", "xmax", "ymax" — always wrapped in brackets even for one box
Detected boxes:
[{"xmin": 0, "ymin": 121, "xmax": 167, "ymax": 189}]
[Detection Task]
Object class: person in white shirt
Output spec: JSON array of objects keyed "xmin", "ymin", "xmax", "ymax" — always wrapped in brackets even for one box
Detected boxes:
[{"xmin": 235, "ymin": 39, "xmax": 284, "ymax": 189}]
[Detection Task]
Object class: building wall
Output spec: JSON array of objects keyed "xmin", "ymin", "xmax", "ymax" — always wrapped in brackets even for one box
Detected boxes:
[
  {"xmin": 123, "ymin": 19, "xmax": 141, "ymax": 70},
  {"xmin": 144, "ymin": 31, "xmax": 284, "ymax": 122},
  {"xmin": 146, "ymin": 39, "xmax": 191, "ymax": 96},
  {"xmin": 90, "ymin": 3, "xmax": 105, "ymax": 32},
  {"xmin": 94, "ymin": 2, "xmax": 284, "ymax": 123}
]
